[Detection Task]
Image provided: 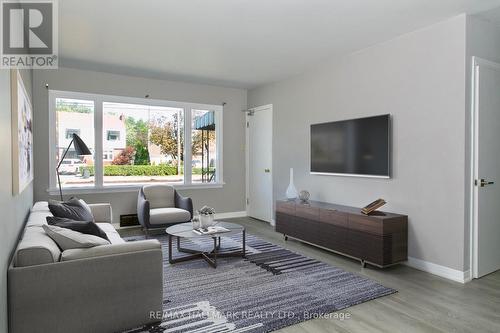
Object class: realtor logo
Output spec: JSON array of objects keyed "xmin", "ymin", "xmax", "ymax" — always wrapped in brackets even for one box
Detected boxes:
[{"xmin": 1, "ymin": 0, "xmax": 58, "ymax": 68}]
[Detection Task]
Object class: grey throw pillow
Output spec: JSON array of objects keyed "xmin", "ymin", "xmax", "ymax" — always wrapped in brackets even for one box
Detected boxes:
[
  {"xmin": 46, "ymin": 216, "xmax": 109, "ymax": 241},
  {"xmin": 48, "ymin": 198, "xmax": 94, "ymax": 222},
  {"xmin": 42, "ymin": 225, "xmax": 110, "ymax": 250}
]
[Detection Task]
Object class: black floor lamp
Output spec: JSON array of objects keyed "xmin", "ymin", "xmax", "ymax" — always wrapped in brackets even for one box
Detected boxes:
[{"xmin": 56, "ymin": 133, "xmax": 92, "ymax": 201}]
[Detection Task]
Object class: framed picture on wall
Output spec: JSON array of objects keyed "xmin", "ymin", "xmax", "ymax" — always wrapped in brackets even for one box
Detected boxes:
[{"xmin": 11, "ymin": 70, "xmax": 34, "ymax": 195}]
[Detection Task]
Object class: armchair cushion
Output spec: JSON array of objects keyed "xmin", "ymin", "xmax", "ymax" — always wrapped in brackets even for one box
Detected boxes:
[
  {"xmin": 149, "ymin": 208, "xmax": 191, "ymax": 225},
  {"xmin": 143, "ymin": 185, "xmax": 175, "ymax": 209}
]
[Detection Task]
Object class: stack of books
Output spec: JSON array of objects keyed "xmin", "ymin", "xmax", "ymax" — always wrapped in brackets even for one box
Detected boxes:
[
  {"xmin": 193, "ymin": 226, "xmax": 230, "ymax": 235},
  {"xmin": 361, "ymin": 199, "xmax": 386, "ymax": 215}
]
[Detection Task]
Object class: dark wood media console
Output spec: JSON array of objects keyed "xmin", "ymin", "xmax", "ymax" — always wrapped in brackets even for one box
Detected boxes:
[{"xmin": 275, "ymin": 199, "xmax": 408, "ymax": 268}]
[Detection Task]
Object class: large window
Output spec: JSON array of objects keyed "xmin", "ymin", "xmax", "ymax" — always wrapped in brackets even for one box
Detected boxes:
[{"xmin": 49, "ymin": 91, "xmax": 222, "ymax": 191}]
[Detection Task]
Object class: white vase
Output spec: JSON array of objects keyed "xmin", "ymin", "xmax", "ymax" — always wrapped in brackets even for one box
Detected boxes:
[
  {"xmin": 285, "ymin": 168, "xmax": 298, "ymax": 200},
  {"xmin": 200, "ymin": 214, "xmax": 215, "ymax": 228}
]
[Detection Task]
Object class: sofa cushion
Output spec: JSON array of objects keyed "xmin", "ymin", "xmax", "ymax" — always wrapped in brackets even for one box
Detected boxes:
[
  {"xmin": 43, "ymin": 225, "xmax": 110, "ymax": 250},
  {"xmin": 14, "ymin": 226, "xmax": 61, "ymax": 267},
  {"xmin": 47, "ymin": 217, "xmax": 109, "ymax": 240},
  {"xmin": 61, "ymin": 239, "xmax": 161, "ymax": 261},
  {"xmin": 143, "ymin": 185, "xmax": 175, "ymax": 209},
  {"xmin": 96, "ymin": 223, "xmax": 125, "ymax": 244},
  {"xmin": 149, "ymin": 207, "xmax": 191, "ymax": 225},
  {"xmin": 26, "ymin": 201, "xmax": 52, "ymax": 227},
  {"xmin": 48, "ymin": 198, "xmax": 94, "ymax": 222}
]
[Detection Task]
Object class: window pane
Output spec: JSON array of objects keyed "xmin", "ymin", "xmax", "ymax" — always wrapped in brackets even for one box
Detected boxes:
[
  {"xmin": 55, "ymin": 98, "xmax": 95, "ymax": 188},
  {"xmin": 102, "ymin": 102, "xmax": 184, "ymax": 186},
  {"xmin": 191, "ymin": 109, "xmax": 217, "ymax": 183}
]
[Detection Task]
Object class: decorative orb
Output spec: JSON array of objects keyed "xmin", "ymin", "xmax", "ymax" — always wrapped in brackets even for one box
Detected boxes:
[{"xmin": 299, "ymin": 190, "xmax": 310, "ymax": 202}]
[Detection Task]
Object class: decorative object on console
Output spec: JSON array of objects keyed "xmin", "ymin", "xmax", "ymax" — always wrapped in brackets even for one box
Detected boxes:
[
  {"xmin": 56, "ymin": 133, "xmax": 92, "ymax": 201},
  {"xmin": 299, "ymin": 190, "xmax": 310, "ymax": 203},
  {"xmin": 198, "ymin": 205, "xmax": 216, "ymax": 228},
  {"xmin": 285, "ymin": 168, "xmax": 298, "ymax": 200},
  {"xmin": 361, "ymin": 198, "xmax": 387, "ymax": 215}
]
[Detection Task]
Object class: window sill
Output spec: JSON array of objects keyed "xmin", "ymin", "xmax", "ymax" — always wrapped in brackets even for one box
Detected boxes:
[{"xmin": 47, "ymin": 183, "xmax": 225, "ymax": 195}]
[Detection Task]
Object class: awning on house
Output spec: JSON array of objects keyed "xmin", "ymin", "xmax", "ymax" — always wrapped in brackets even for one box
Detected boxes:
[{"xmin": 194, "ymin": 111, "xmax": 215, "ymax": 130}]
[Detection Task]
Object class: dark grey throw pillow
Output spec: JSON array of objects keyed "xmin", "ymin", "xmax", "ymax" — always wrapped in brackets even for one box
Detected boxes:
[
  {"xmin": 46, "ymin": 216, "xmax": 109, "ymax": 241},
  {"xmin": 49, "ymin": 197, "xmax": 95, "ymax": 222}
]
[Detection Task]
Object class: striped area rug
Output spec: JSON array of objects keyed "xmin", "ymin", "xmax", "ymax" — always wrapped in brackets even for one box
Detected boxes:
[{"xmin": 124, "ymin": 232, "xmax": 396, "ymax": 333}]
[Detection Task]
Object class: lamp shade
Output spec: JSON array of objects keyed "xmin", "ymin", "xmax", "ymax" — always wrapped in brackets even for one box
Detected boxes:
[{"xmin": 72, "ymin": 133, "xmax": 92, "ymax": 156}]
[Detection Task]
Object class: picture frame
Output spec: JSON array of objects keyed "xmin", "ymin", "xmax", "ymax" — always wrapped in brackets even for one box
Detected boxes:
[{"xmin": 11, "ymin": 70, "xmax": 34, "ymax": 195}]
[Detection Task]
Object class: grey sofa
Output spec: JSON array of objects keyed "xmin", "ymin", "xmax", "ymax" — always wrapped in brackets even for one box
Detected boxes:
[
  {"xmin": 8, "ymin": 201, "xmax": 163, "ymax": 333},
  {"xmin": 137, "ymin": 185, "xmax": 193, "ymax": 233}
]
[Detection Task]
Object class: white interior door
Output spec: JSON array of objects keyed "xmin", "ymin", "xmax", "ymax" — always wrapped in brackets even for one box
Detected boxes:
[
  {"xmin": 247, "ymin": 105, "xmax": 273, "ymax": 223},
  {"xmin": 474, "ymin": 58, "xmax": 500, "ymax": 278}
]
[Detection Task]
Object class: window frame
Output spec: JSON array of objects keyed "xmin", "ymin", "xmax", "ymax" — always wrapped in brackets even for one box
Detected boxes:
[{"xmin": 48, "ymin": 90, "xmax": 224, "ymax": 194}]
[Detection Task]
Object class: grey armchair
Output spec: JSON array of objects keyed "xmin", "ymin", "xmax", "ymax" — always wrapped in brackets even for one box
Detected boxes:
[{"xmin": 137, "ymin": 185, "xmax": 193, "ymax": 234}]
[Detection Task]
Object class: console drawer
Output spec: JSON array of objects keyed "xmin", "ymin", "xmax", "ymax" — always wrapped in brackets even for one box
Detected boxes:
[
  {"xmin": 348, "ymin": 215, "xmax": 384, "ymax": 235},
  {"xmin": 319, "ymin": 209, "xmax": 348, "ymax": 227},
  {"xmin": 295, "ymin": 205, "xmax": 319, "ymax": 220},
  {"xmin": 276, "ymin": 201, "xmax": 295, "ymax": 214}
]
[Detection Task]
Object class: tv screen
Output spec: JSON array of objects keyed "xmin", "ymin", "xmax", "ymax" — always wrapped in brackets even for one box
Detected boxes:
[{"xmin": 310, "ymin": 114, "xmax": 390, "ymax": 177}]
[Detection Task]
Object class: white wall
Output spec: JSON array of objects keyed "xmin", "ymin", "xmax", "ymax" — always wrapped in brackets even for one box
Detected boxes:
[
  {"xmin": 32, "ymin": 67, "xmax": 247, "ymax": 222},
  {"xmin": 463, "ymin": 15, "xmax": 500, "ymax": 271},
  {"xmin": 248, "ymin": 15, "xmax": 468, "ymax": 271},
  {"xmin": 0, "ymin": 69, "xmax": 34, "ymax": 333}
]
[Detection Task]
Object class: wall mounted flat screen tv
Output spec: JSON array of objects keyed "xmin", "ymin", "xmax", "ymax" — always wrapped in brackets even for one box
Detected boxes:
[{"xmin": 310, "ymin": 114, "xmax": 390, "ymax": 178}]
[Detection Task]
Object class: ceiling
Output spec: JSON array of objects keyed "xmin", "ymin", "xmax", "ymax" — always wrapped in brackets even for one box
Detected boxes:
[{"xmin": 59, "ymin": 0, "xmax": 500, "ymax": 89}]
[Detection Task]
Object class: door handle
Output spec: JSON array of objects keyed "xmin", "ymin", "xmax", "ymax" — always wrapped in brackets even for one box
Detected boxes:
[
  {"xmin": 264, "ymin": 168, "xmax": 270, "ymax": 173},
  {"xmin": 476, "ymin": 179, "xmax": 495, "ymax": 187}
]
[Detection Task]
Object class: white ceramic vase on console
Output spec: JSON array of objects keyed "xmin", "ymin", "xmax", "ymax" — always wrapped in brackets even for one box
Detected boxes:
[{"xmin": 286, "ymin": 168, "xmax": 298, "ymax": 200}]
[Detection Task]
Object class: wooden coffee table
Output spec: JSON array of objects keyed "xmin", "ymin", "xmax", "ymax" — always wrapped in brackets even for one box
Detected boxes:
[{"xmin": 165, "ymin": 221, "xmax": 246, "ymax": 268}]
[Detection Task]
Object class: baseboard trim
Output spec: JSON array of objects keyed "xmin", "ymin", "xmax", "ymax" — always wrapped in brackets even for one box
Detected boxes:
[
  {"xmin": 216, "ymin": 211, "xmax": 247, "ymax": 220},
  {"xmin": 404, "ymin": 257, "xmax": 471, "ymax": 283}
]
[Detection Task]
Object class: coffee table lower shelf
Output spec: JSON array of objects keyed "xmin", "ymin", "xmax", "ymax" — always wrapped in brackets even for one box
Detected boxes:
[{"xmin": 168, "ymin": 230, "xmax": 246, "ymax": 268}]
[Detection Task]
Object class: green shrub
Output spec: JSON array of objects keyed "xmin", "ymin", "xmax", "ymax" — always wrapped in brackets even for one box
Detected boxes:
[{"xmin": 80, "ymin": 164, "xmax": 178, "ymax": 176}]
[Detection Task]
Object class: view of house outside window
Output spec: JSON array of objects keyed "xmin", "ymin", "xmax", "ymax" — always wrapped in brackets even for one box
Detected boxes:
[
  {"xmin": 100, "ymin": 102, "xmax": 184, "ymax": 186},
  {"xmin": 56, "ymin": 98, "xmax": 95, "ymax": 188},
  {"xmin": 54, "ymin": 95, "xmax": 219, "ymax": 188}
]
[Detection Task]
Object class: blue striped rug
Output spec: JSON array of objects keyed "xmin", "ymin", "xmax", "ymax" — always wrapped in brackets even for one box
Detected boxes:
[{"xmin": 124, "ymin": 232, "xmax": 396, "ymax": 333}]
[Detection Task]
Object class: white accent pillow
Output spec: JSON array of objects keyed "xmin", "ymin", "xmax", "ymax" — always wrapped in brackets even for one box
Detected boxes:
[{"xmin": 42, "ymin": 224, "xmax": 110, "ymax": 250}]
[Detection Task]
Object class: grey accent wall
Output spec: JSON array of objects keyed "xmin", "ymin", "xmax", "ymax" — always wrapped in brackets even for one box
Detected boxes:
[
  {"xmin": 32, "ymin": 67, "xmax": 247, "ymax": 222},
  {"xmin": 248, "ymin": 15, "xmax": 468, "ymax": 271},
  {"xmin": 0, "ymin": 69, "xmax": 34, "ymax": 333},
  {"xmin": 463, "ymin": 16, "xmax": 500, "ymax": 270}
]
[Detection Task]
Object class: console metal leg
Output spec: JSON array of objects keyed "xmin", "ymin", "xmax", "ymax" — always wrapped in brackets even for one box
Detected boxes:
[
  {"xmin": 284, "ymin": 234, "xmax": 288, "ymax": 241},
  {"xmin": 361, "ymin": 260, "xmax": 366, "ymax": 268}
]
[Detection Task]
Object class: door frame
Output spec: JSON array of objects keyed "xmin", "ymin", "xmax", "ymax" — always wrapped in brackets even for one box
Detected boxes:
[
  {"xmin": 245, "ymin": 104, "xmax": 274, "ymax": 224},
  {"xmin": 469, "ymin": 57, "xmax": 500, "ymax": 279}
]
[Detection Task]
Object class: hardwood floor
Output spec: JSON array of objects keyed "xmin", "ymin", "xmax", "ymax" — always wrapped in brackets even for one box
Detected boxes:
[
  {"xmin": 231, "ymin": 217, "xmax": 500, "ymax": 333},
  {"xmin": 122, "ymin": 218, "xmax": 500, "ymax": 333}
]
